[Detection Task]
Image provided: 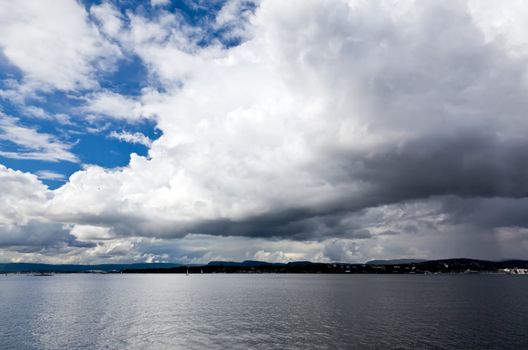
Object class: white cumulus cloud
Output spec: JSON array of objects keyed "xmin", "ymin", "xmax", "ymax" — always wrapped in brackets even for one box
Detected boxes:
[
  {"xmin": 109, "ymin": 131, "xmax": 153, "ymax": 147},
  {"xmin": 0, "ymin": 114, "xmax": 78, "ymax": 162},
  {"xmin": 3, "ymin": 0, "xmax": 528, "ymax": 263}
]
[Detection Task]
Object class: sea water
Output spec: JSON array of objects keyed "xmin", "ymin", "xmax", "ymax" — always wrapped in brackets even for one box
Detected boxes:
[{"xmin": 1, "ymin": 274, "xmax": 527, "ymax": 349}]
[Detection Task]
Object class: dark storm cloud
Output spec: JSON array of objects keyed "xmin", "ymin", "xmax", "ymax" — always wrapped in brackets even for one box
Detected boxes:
[
  {"xmin": 440, "ymin": 196, "xmax": 528, "ymax": 229},
  {"xmin": 52, "ymin": 128, "xmax": 528, "ymax": 242},
  {"xmin": 189, "ymin": 211, "xmax": 372, "ymax": 240},
  {"xmin": 0, "ymin": 220, "xmax": 96, "ymax": 253},
  {"xmin": 378, "ymin": 230, "xmax": 401, "ymax": 236},
  {"xmin": 57, "ymin": 208, "xmax": 371, "ymax": 241},
  {"xmin": 191, "ymin": 130, "xmax": 528, "ymax": 239},
  {"xmin": 353, "ymin": 131, "xmax": 528, "ymax": 200}
]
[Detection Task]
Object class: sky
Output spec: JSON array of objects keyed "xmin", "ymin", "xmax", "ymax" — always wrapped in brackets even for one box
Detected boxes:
[{"xmin": 1, "ymin": 0, "xmax": 528, "ymax": 264}]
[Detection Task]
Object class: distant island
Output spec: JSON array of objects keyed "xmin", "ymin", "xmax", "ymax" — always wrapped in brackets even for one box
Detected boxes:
[{"xmin": 1, "ymin": 259, "xmax": 528, "ymax": 274}]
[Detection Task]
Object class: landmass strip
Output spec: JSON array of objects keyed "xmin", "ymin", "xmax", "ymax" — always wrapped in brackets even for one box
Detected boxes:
[{"xmin": 1, "ymin": 259, "xmax": 528, "ymax": 275}]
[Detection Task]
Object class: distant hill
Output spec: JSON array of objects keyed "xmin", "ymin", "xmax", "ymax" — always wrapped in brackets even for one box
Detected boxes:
[
  {"xmin": 207, "ymin": 260, "xmax": 286, "ymax": 267},
  {"xmin": 408, "ymin": 258, "xmax": 528, "ymax": 271},
  {"xmin": 2, "ymin": 259, "xmax": 528, "ymax": 274},
  {"xmin": 366, "ymin": 259, "xmax": 427, "ymax": 265},
  {"xmin": 0, "ymin": 262, "xmax": 181, "ymax": 273}
]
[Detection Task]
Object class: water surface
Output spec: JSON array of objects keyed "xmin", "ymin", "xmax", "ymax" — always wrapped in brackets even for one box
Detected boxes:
[{"xmin": 1, "ymin": 274, "xmax": 527, "ymax": 349}]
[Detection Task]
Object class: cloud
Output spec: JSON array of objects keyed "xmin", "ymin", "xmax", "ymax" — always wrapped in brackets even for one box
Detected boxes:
[
  {"xmin": 21, "ymin": 106, "xmax": 74, "ymax": 125},
  {"xmin": 214, "ymin": 0, "xmax": 257, "ymax": 42},
  {"xmin": 109, "ymin": 131, "xmax": 152, "ymax": 147},
  {"xmin": 0, "ymin": 165, "xmax": 93, "ymax": 254},
  {"xmin": 36, "ymin": 170, "xmax": 67, "ymax": 181},
  {"xmin": 150, "ymin": 0, "xmax": 170, "ymax": 7},
  {"xmin": 3, "ymin": 0, "xmax": 528, "ymax": 262},
  {"xmin": 41, "ymin": 1, "xmax": 528, "ymax": 245},
  {"xmin": 90, "ymin": 2, "xmax": 124, "ymax": 38},
  {"xmin": 85, "ymin": 91, "xmax": 144, "ymax": 121},
  {"xmin": 21, "ymin": 106, "xmax": 52, "ymax": 120},
  {"xmin": 0, "ymin": 0, "xmax": 121, "ymax": 93},
  {"xmin": 0, "ymin": 114, "xmax": 78, "ymax": 162}
]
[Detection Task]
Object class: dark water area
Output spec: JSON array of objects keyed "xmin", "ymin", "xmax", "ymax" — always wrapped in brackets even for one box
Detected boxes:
[{"xmin": 0, "ymin": 274, "xmax": 527, "ymax": 349}]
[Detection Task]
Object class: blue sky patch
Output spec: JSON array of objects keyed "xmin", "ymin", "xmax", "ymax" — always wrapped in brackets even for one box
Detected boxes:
[{"xmin": 0, "ymin": 0, "xmax": 249, "ymax": 189}]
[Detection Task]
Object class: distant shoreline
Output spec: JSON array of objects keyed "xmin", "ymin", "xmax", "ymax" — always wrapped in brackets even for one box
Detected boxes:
[{"xmin": 2, "ymin": 258, "xmax": 528, "ymax": 275}]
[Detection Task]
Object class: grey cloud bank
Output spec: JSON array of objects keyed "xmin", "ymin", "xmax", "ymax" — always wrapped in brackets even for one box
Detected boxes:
[{"xmin": 1, "ymin": 0, "xmax": 528, "ymax": 263}]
